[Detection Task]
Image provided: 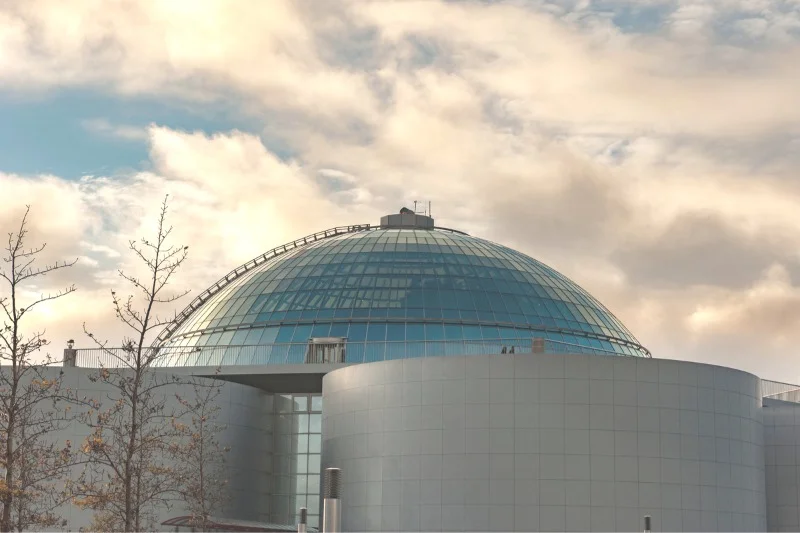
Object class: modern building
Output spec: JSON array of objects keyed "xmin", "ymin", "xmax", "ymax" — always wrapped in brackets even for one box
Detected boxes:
[{"xmin": 61, "ymin": 209, "xmax": 800, "ymax": 532}]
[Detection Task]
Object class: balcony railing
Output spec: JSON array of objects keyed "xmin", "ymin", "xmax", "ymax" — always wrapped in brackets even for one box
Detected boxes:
[
  {"xmin": 69, "ymin": 337, "xmax": 632, "ymax": 369},
  {"xmin": 762, "ymin": 379, "xmax": 800, "ymax": 403}
]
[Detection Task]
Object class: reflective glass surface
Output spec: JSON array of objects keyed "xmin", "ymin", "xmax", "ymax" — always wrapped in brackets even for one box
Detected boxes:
[
  {"xmin": 161, "ymin": 228, "xmax": 649, "ymax": 361},
  {"xmin": 271, "ymin": 393, "xmax": 322, "ymax": 528}
]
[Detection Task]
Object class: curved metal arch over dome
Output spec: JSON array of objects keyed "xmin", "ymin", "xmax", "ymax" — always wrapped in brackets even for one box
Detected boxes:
[{"xmin": 156, "ymin": 220, "xmax": 650, "ymax": 366}]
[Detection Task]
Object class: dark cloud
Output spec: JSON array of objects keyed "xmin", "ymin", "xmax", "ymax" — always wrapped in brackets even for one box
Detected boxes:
[
  {"xmin": 612, "ymin": 210, "xmax": 800, "ymax": 289},
  {"xmin": 476, "ymin": 147, "xmax": 631, "ymax": 259}
]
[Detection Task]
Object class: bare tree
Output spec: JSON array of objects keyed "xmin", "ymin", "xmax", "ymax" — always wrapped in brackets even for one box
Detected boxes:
[
  {"xmin": 73, "ymin": 196, "xmax": 190, "ymax": 532},
  {"xmin": 0, "ymin": 206, "xmax": 77, "ymax": 532},
  {"xmin": 171, "ymin": 374, "xmax": 230, "ymax": 531}
]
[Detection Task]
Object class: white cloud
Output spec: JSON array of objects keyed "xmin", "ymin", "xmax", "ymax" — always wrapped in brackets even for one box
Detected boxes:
[
  {"xmin": 0, "ymin": 0, "xmax": 379, "ymax": 126},
  {"xmin": 81, "ymin": 118, "xmax": 149, "ymax": 141},
  {"xmin": 1, "ymin": 0, "xmax": 800, "ymax": 381}
]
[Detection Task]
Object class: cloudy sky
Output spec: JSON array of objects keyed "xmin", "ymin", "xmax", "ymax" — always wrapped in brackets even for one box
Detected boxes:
[{"xmin": 1, "ymin": 0, "xmax": 799, "ymax": 381}]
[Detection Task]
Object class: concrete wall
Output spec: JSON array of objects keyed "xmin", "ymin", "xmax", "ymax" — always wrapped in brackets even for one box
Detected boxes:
[
  {"xmin": 764, "ymin": 398, "xmax": 800, "ymax": 531},
  {"xmin": 11, "ymin": 367, "xmax": 273, "ymax": 531},
  {"xmin": 322, "ymin": 353, "xmax": 766, "ymax": 532}
]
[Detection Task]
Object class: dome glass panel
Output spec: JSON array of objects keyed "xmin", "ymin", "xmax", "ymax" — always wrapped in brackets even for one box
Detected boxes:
[{"xmin": 158, "ymin": 227, "xmax": 649, "ymax": 366}]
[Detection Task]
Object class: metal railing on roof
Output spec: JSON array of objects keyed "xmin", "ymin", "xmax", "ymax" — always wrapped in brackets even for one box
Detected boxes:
[
  {"xmin": 153, "ymin": 224, "xmax": 372, "ymax": 346},
  {"xmin": 70, "ymin": 337, "xmax": 635, "ymax": 368},
  {"xmin": 161, "ymin": 515, "xmax": 315, "ymax": 532},
  {"xmin": 762, "ymin": 379, "xmax": 800, "ymax": 404}
]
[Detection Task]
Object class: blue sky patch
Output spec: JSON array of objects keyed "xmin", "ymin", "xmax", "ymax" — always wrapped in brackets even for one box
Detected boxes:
[{"xmin": 0, "ymin": 89, "xmax": 264, "ymax": 179}]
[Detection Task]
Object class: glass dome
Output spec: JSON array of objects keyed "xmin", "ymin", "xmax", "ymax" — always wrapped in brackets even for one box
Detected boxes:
[{"xmin": 157, "ymin": 224, "xmax": 650, "ymax": 366}]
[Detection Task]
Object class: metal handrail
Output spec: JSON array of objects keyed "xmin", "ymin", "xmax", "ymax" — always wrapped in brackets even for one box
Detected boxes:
[
  {"xmin": 153, "ymin": 224, "xmax": 372, "ymax": 346},
  {"xmin": 71, "ymin": 337, "xmax": 635, "ymax": 368},
  {"xmin": 762, "ymin": 379, "xmax": 800, "ymax": 403},
  {"xmin": 169, "ymin": 317, "xmax": 650, "ymax": 357}
]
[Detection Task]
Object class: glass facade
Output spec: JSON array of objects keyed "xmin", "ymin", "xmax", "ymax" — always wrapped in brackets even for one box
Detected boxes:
[
  {"xmin": 271, "ymin": 393, "xmax": 322, "ymax": 528},
  {"xmin": 160, "ymin": 228, "xmax": 649, "ymax": 362}
]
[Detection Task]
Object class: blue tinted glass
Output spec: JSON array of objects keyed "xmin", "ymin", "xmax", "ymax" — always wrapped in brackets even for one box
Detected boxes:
[
  {"xmin": 163, "ymin": 227, "xmax": 649, "ymax": 364},
  {"xmin": 366, "ymin": 323, "xmax": 386, "ymax": 341},
  {"xmin": 499, "ymin": 328, "xmax": 517, "ymax": 339},
  {"xmin": 292, "ymin": 325, "xmax": 313, "ymax": 342},
  {"xmin": 444, "ymin": 324, "xmax": 463, "ymax": 340},
  {"xmin": 311, "ymin": 323, "xmax": 331, "ymax": 337},
  {"xmin": 386, "ymin": 324, "xmax": 405, "ymax": 341},
  {"xmin": 463, "ymin": 325, "xmax": 482, "ymax": 340},
  {"xmin": 425, "ymin": 323, "xmax": 445, "ymax": 341},
  {"xmin": 481, "ymin": 325, "xmax": 500, "ymax": 340},
  {"xmin": 406, "ymin": 324, "xmax": 425, "ymax": 340},
  {"xmin": 329, "ymin": 323, "xmax": 349, "ymax": 338},
  {"xmin": 259, "ymin": 328, "xmax": 279, "ymax": 344},
  {"xmin": 348, "ymin": 323, "xmax": 367, "ymax": 341},
  {"xmin": 276, "ymin": 326, "xmax": 295, "ymax": 343}
]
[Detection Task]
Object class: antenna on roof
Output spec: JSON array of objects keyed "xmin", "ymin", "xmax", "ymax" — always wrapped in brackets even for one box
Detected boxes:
[{"xmin": 409, "ymin": 200, "xmax": 431, "ymax": 217}]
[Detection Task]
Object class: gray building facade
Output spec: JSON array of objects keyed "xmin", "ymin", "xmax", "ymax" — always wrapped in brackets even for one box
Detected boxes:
[
  {"xmin": 764, "ymin": 397, "xmax": 800, "ymax": 532},
  {"xmin": 23, "ymin": 367, "xmax": 273, "ymax": 531},
  {"xmin": 29, "ymin": 351, "xmax": 800, "ymax": 532},
  {"xmin": 20, "ymin": 210, "xmax": 800, "ymax": 531},
  {"xmin": 322, "ymin": 353, "xmax": 767, "ymax": 532}
]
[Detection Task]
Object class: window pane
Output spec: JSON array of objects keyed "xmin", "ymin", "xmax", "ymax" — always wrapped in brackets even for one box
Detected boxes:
[
  {"xmin": 276, "ymin": 326, "xmax": 296, "ymax": 343},
  {"xmin": 425, "ymin": 323, "xmax": 444, "ymax": 340},
  {"xmin": 366, "ymin": 323, "xmax": 386, "ymax": 341},
  {"xmin": 308, "ymin": 475, "xmax": 320, "ymax": 496},
  {"xmin": 309, "ymin": 413, "xmax": 322, "ymax": 434},
  {"xmin": 296, "ymin": 414, "xmax": 309, "ymax": 433},
  {"xmin": 444, "ymin": 324, "xmax": 463, "ymax": 340},
  {"xmin": 308, "ymin": 454, "xmax": 321, "ymax": 473},
  {"xmin": 276, "ymin": 394, "xmax": 293, "ymax": 413},
  {"xmin": 307, "ymin": 495, "xmax": 320, "ymax": 515},
  {"xmin": 295, "ymin": 434, "xmax": 309, "ymax": 454},
  {"xmin": 348, "ymin": 323, "xmax": 367, "ymax": 341},
  {"xmin": 406, "ymin": 324, "xmax": 425, "ymax": 341},
  {"xmin": 296, "ymin": 475, "xmax": 308, "ymax": 495},
  {"xmin": 386, "ymin": 323, "xmax": 405, "ymax": 341},
  {"xmin": 292, "ymin": 324, "xmax": 313, "ymax": 342},
  {"xmin": 311, "ymin": 396, "xmax": 323, "ymax": 412},
  {"xmin": 293, "ymin": 396, "xmax": 309, "ymax": 412}
]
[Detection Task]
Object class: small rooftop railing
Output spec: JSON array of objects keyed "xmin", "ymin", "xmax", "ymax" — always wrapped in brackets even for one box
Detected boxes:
[
  {"xmin": 762, "ymin": 379, "xmax": 800, "ymax": 404},
  {"xmin": 68, "ymin": 337, "xmax": 633, "ymax": 369}
]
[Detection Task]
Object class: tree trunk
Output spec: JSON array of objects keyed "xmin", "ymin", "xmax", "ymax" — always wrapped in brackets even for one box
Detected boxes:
[{"xmin": 1, "ymin": 366, "xmax": 18, "ymax": 533}]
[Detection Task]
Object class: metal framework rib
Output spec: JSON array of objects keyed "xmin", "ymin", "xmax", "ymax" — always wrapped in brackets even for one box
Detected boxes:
[{"xmin": 154, "ymin": 224, "xmax": 372, "ymax": 346}]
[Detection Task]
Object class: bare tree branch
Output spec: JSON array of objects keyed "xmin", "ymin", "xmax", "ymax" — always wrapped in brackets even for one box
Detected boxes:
[
  {"xmin": 77, "ymin": 195, "xmax": 200, "ymax": 532},
  {"xmin": 0, "ymin": 206, "xmax": 78, "ymax": 532}
]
